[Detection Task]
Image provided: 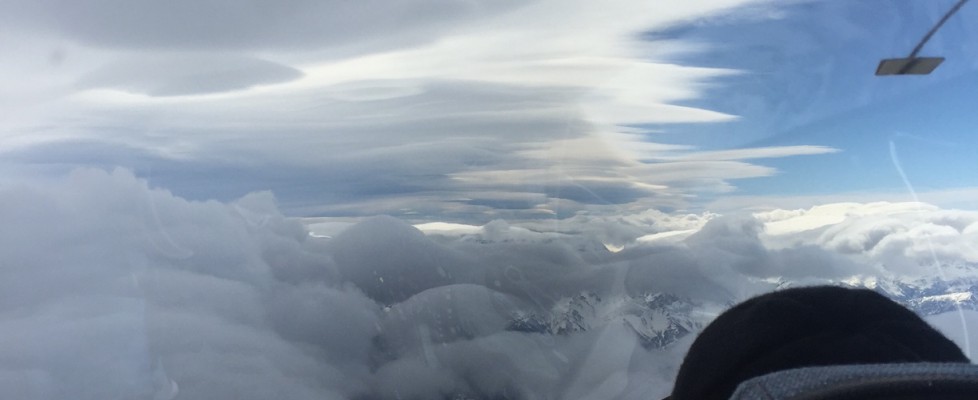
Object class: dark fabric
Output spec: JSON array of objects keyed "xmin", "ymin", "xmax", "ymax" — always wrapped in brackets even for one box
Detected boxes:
[
  {"xmin": 668, "ymin": 286, "xmax": 969, "ymax": 400},
  {"xmin": 729, "ymin": 363, "xmax": 978, "ymax": 400}
]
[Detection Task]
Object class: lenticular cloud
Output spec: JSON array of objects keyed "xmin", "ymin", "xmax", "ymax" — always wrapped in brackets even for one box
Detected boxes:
[{"xmin": 2, "ymin": 168, "xmax": 977, "ymax": 400}]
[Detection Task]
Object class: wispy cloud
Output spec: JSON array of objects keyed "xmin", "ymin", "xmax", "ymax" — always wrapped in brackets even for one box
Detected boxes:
[
  {"xmin": 666, "ymin": 145, "xmax": 840, "ymax": 161},
  {"xmin": 0, "ymin": 0, "xmax": 845, "ymax": 221}
]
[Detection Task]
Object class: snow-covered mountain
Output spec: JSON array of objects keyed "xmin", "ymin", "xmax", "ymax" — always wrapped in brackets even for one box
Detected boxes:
[
  {"xmin": 867, "ymin": 275, "xmax": 978, "ymax": 316},
  {"xmin": 503, "ymin": 272, "xmax": 978, "ymax": 351},
  {"xmin": 416, "ymin": 216, "xmax": 978, "ymax": 354},
  {"xmin": 506, "ymin": 291, "xmax": 717, "ymax": 349}
]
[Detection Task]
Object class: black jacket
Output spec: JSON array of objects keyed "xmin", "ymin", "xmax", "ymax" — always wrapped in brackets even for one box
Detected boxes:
[{"xmin": 667, "ymin": 286, "xmax": 969, "ymax": 400}]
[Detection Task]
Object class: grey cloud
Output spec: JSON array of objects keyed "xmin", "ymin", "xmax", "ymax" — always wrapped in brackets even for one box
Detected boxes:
[
  {"xmin": 510, "ymin": 207, "xmax": 715, "ymax": 247},
  {"xmin": 685, "ymin": 215, "xmax": 874, "ymax": 281},
  {"xmin": 266, "ymin": 283, "xmax": 381, "ymax": 363},
  {"xmin": 0, "ymin": 0, "xmax": 847, "ymax": 224},
  {"xmin": 4, "ymin": 60, "xmax": 806, "ymax": 222},
  {"xmin": 448, "ymin": 180, "xmax": 655, "ymax": 210},
  {"xmin": 328, "ymin": 215, "xmax": 476, "ymax": 304},
  {"xmin": 77, "ymin": 54, "xmax": 302, "ymax": 96},
  {"xmin": 684, "ymin": 214, "xmax": 770, "ymax": 276},
  {"xmin": 621, "ymin": 247, "xmax": 736, "ymax": 303},
  {"xmin": 146, "ymin": 309, "xmax": 352, "ymax": 400},
  {"xmin": 813, "ymin": 208, "xmax": 978, "ymax": 275},
  {"xmin": 459, "ymin": 197, "xmax": 542, "ymax": 211},
  {"xmin": 372, "ymin": 357, "xmax": 460, "ymax": 399},
  {"xmin": 2, "ymin": 168, "xmax": 976, "ymax": 399},
  {"xmin": 5, "ymin": 0, "xmax": 527, "ymax": 51},
  {"xmin": 380, "ymin": 284, "xmax": 529, "ymax": 356},
  {"xmin": 0, "ymin": 168, "xmax": 371, "ymax": 399},
  {"xmin": 769, "ymin": 245, "xmax": 867, "ymax": 280},
  {"xmin": 609, "ymin": 214, "xmax": 878, "ymax": 304},
  {"xmin": 819, "ymin": 217, "xmax": 910, "ymax": 254},
  {"xmin": 0, "ymin": 168, "xmax": 632, "ymax": 399},
  {"xmin": 0, "ymin": 140, "xmax": 479, "ymax": 218},
  {"xmin": 447, "ymin": 236, "xmax": 600, "ymax": 305},
  {"xmin": 633, "ymin": 160, "xmax": 776, "ymax": 185},
  {"xmin": 142, "ymin": 268, "xmax": 267, "ymax": 327},
  {"xmin": 391, "ymin": 332, "xmax": 568, "ymax": 399},
  {"xmin": 544, "ymin": 181, "xmax": 651, "ymax": 205},
  {"xmin": 27, "ymin": 79, "xmax": 580, "ymax": 156},
  {"xmin": 0, "ymin": 104, "xmax": 629, "ymax": 222}
]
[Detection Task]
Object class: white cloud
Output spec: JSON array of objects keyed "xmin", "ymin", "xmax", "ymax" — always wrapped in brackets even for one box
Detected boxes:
[
  {"xmin": 666, "ymin": 145, "xmax": 840, "ymax": 161},
  {"xmin": 0, "ymin": 0, "xmax": 845, "ymax": 220},
  {"xmin": 0, "ymin": 169, "xmax": 363, "ymax": 399},
  {"xmin": 707, "ymin": 188, "xmax": 978, "ymax": 214},
  {"xmin": 2, "ymin": 169, "xmax": 978, "ymax": 399},
  {"xmin": 754, "ymin": 201, "xmax": 978, "ymax": 276},
  {"xmin": 637, "ymin": 229, "xmax": 699, "ymax": 244},
  {"xmin": 414, "ymin": 221, "xmax": 483, "ymax": 234},
  {"xmin": 758, "ymin": 202, "xmax": 937, "ymax": 236}
]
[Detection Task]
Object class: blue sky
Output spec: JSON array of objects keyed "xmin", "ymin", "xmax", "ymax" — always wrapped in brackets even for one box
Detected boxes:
[
  {"xmin": 739, "ymin": 73, "xmax": 978, "ymax": 196},
  {"xmin": 0, "ymin": 0, "xmax": 976, "ymax": 221},
  {"xmin": 646, "ymin": 0, "xmax": 978, "ymax": 199}
]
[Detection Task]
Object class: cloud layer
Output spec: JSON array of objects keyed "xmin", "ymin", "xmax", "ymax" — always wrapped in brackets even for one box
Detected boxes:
[
  {"xmin": 3, "ymin": 169, "xmax": 976, "ymax": 399},
  {"xmin": 0, "ymin": 0, "xmax": 852, "ymax": 221}
]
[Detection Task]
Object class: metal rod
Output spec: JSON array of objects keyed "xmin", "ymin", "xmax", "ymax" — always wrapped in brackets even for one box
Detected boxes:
[{"xmin": 908, "ymin": 0, "xmax": 970, "ymax": 59}]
